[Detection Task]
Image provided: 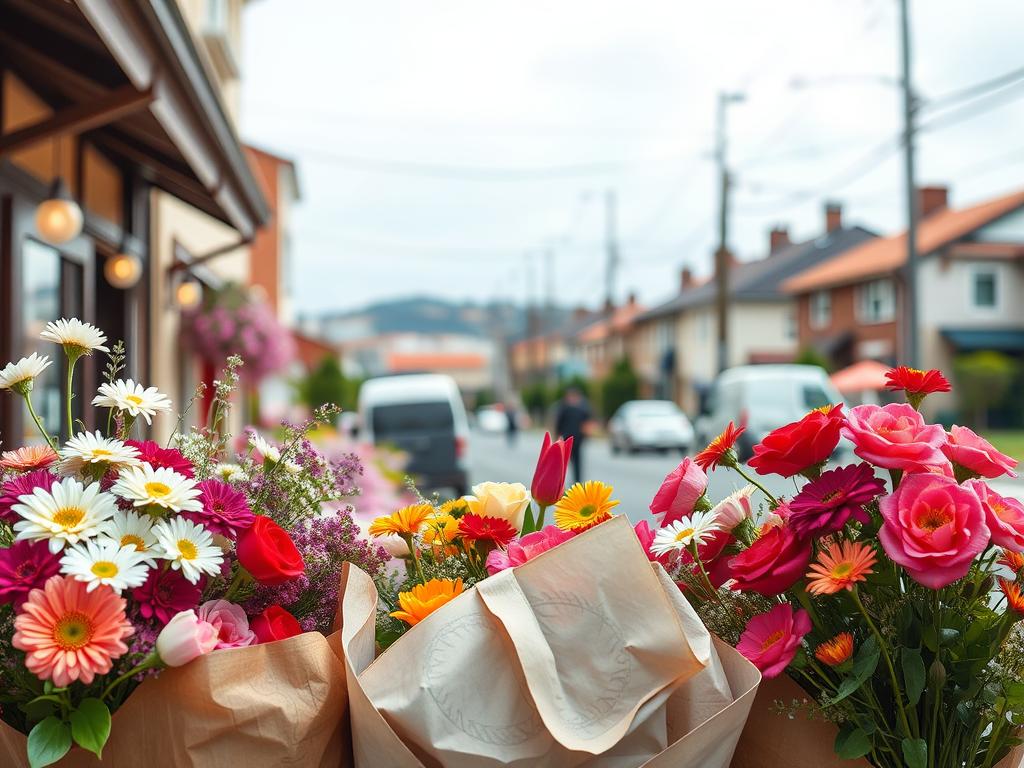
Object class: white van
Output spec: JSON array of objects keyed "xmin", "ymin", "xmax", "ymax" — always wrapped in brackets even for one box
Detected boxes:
[
  {"xmin": 694, "ymin": 365, "xmax": 846, "ymax": 461},
  {"xmin": 358, "ymin": 374, "xmax": 470, "ymax": 496}
]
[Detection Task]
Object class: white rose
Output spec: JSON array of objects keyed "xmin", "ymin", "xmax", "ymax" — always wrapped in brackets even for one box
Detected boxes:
[{"xmin": 463, "ymin": 481, "xmax": 531, "ymax": 532}]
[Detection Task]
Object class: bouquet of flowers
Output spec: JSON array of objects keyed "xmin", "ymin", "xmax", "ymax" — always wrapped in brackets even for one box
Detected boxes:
[
  {"xmin": 0, "ymin": 318, "xmax": 386, "ymax": 767},
  {"xmin": 644, "ymin": 366, "xmax": 1024, "ymax": 768}
]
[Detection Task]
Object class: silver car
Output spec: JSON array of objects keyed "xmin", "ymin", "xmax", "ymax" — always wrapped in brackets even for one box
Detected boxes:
[{"xmin": 608, "ymin": 400, "xmax": 695, "ymax": 455}]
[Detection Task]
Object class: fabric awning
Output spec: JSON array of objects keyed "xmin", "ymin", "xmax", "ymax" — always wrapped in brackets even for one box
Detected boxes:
[
  {"xmin": 941, "ymin": 328, "xmax": 1024, "ymax": 352},
  {"xmin": 830, "ymin": 359, "xmax": 891, "ymax": 394}
]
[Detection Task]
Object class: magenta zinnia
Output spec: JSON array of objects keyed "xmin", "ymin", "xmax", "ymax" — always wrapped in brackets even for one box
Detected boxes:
[
  {"xmin": 125, "ymin": 439, "xmax": 195, "ymax": 478},
  {"xmin": 0, "ymin": 540, "xmax": 62, "ymax": 609},
  {"xmin": 132, "ymin": 567, "xmax": 202, "ymax": 625},
  {"xmin": 185, "ymin": 479, "xmax": 255, "ymax": 539},
  {"xmin": 788, "ymin": 463, "xmax": 885, "ymax": 538},
  {"xmin": 0, "ymin": 469, "xmax": 56, "ymax": 524}
]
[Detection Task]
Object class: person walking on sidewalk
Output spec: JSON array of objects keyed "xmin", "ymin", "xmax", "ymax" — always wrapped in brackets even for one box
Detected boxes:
[{"xmin": 555, "ymin": 387, "xmax": 593, "ymax": 484}]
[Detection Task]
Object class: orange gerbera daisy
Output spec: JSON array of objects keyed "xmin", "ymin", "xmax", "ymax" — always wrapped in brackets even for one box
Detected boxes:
[
  {"xmin": 391, "ymin": 578, "xmax": 464, "ymax": 626},
  {"xmin": 553, "ymin": 481, "xmax": 619, "ymax": 531},
  {"xmin": 0, "ymin": 445, "xmax": 58, "ymax": 472},
  {"xmin": 12, "ymin": 575, "xmax": 133, "ymax": 687},
  {"xmin": 814, "ymin": 633, "xmax": 854, "ymax": 667},
  {"xmin": 695, "ymin": 421, "xmax": 746, "ymax": 471},
  {"xmin": 806, "ymin": 540, "xmax": 877, "ymax": 595},
  {"xmin": 999, "ymin": 550, "xmax": 1024, "ymax": 574},
  {"xmin": 1001, "ymin": 578, "xmax": 1024, "ymax": 615},
  {"xmin": 438, "ymin": 498, "xmax": 469, "ymax": 518},
  {"xmin": 368, "ymin": 503, "xmax": 434, "ymax": 538}
]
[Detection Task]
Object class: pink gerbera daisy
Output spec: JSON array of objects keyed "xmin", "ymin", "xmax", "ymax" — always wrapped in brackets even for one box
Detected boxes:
[
  {"xmin": 125, "ymin": 440, "xmax": 195, "ymax": 478},
  {"xmin": 0, "ymin": 540, "xmax": 62, "ymax": 609},
  {"xmin": 132, "ymin": 567, "xmax": 202, "ymax": 625},
  {"xmin": 184, "ymin": 479, "xmax": 255, "ymax": 539},
  {"xmin": 0, "ymin": 470, "xmax": 56, "ymax": 524},
  {"xmin": 13, "ymin": 575, "xmax": 134, "ymax": 687},
  {"xmin": 1, "ymin": 445, "xmax": 58, "ymax": 472},
  {"xmin": 788, "ymin": 463, "xmax": 885, "ymax": 538}
]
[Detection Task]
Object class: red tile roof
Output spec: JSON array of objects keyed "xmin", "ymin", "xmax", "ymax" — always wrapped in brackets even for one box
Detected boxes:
[
  {"xmin": 388, "ymin": 353, "xmax": 486, "ymax": 371},
  {"xmin": 783, "ymin": 188, "xmax": 1024, "ymax": 293}
]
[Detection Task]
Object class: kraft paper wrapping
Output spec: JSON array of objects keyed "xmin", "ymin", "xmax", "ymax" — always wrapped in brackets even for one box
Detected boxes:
[
  {"xmin": 340, "ymin": 515, "xmax": 762, "ymax": 767},
  {"xmin": 0, "ymin": 630, "xmax": 350, "ymax": 768}
]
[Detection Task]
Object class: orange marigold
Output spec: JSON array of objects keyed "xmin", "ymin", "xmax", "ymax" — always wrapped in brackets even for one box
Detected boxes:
[{"xmin": 391, "ymin": 578, "xmax": 464, "ymax": 626}]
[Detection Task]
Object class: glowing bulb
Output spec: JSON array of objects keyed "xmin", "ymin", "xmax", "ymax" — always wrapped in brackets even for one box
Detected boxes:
[
  {"xmin": 175, "ymin": 279, "xmax": 202, "ymax": 309},
  {"xmin": 35, "ymin": 197, "xmax": 83, "ymax": 245},
  {"xmin": 104, "ymin": 252, "xmax": 143, "ymax": 289}
]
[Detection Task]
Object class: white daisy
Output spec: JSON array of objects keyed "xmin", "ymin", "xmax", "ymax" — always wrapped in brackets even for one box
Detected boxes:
[
  {"xmin": 214, "ymin": 463, "xmax": 247, "ymax": 482},
  {"xmin": 59, "ymin": 538, "xmax": 151, "ymax": 593},
  {"xmin": 110, "ymin": 464, "xmax": 202, "ymax": 513},
  {"xmin": 39, "ymin": 317, "xmax": 108, "ymax": 356},
  {"xmin": 151, "ymin": 517, "xmax": 224, "ymax": 584},
  {"xmin": 100, "ymin": 509, "xmax": 159, "ymax": 566},
  {"xmin": 92, "ymin": 379, "xmax": 172, "ymax": 425},
  {"xmin": 284, "ymin": 460, "xmax": 302, "ymax": 475},
  {"xmin": 12, "ymin": 477, "xmax": 117, "ymax": 553},
  {"xmin": 249, "ymin": 432, "xmax": 281, "ymax": 463},
  {"xmin": 0, "ymin": 353, "xmax": 53, "ymax": 392},
  {"xmin": 59, "ymin": 431, "xmax": 140, "ymax": 477},
  {"xmin": 650, "ymin": 511, "xmax": 722, "ymax": 557}
]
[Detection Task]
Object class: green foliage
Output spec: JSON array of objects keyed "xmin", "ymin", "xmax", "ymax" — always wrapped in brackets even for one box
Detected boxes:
[
  {"xmin": 599, "ymin": 357, "xmax": 639, "ymax": 419},
  {"xmin": 794, "ymin": 346, "xmax": 831, "ymax": 372},
  {"xmin": 295, "ymin": 355, "xmax": 360, "ymax": 417},
  {"xmin": 474, "ymin": 388, "xmax": 495, "ymax": 409},
  {"xmin": 834, "ymin": 723, "xmax": 872, "ymax": 760},
  {"xmin": 953, "ymin": 350, "xmax": 1018, "ymax": 429},
  {"xmin": 27, "ymin": 717, "xmax": 71, "ymax": 768},
  {"xmin": 521, "ymin": 381, "xmax": 552, "ymax": 416},
  {"xmin": 69, "ymin": 698, "xmax": 111, "ymax": 759}
]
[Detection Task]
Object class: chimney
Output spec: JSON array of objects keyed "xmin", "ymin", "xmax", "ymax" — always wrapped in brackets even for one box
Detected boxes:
[
  {"xmin": 627, "ymin": 291, "xmax": 637, "ymax": 307},
  {"xmin": 825, "ymin": 201, "xmax": 842, "ymax": 233},
  {"xmin": 680, "ymin": 267, "xmax": 695, "ymax": 291},
  {"xmin": 769, "ymin": 225, "xmax": 790, "ymax": 254},
  {"xmin": 918, "ymin": 186, "xmax": 948, "ymax": 218}
]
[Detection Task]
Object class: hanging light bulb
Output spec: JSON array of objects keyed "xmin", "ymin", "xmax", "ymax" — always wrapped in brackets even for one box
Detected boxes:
[
  {"xmin": 104, "ymin": 251, "xmax": 143, "ymax": 289},
  {"xmin": 175, "ymin": 278, "xmax": 202, "ymax": 309},
  {"xmin": 35, "ymin": 177, "xmax": 83, "ymax": 245}
]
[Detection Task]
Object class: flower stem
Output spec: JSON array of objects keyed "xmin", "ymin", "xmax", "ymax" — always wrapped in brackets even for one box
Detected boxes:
[
  {"xmin": 730, "ymin": 465, "xmax": 779, "ymax": 506},
  {"xmin": 687, "ymin": 542, "xmax": 722, "ymax": 603},
  {"xmin": 223, "ymin": 566, "xmax": 251, "ymax": 602},
  {"xmin": 851, "ymin": 587, "xmax": 914, "ymax": 740},
  {"xmin": 101, "ymin": 654, "xmax": 161, "ymax": 701},
  {"xmin": 64, "ymin": 351, "xmax": 82, "ymax": 440},
  {"xmin": 21, "ymin": 391, "xmax": 58, "ymax": 450},
  {"xmin": 535, "ymin": 503, "xmax": 548, "ymax": 530},
  {"xmin": 402, "ymin": 533, "xmax": 427, "ymax": 585}
]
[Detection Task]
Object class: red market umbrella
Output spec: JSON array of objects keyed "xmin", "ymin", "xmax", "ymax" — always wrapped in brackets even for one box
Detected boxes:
[{"xmin": 830, "ymin": 360, "xmax": 891, "ymax": 394}]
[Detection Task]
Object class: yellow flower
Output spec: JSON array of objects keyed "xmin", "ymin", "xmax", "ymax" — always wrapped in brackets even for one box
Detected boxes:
[
  {"xmin": 390, "ymin": 578, "xmax": 464, "ymax": 626},
  {"xmin": 438, "ymin": 498, "xmax": 469, "ymax": 518},
  {"xmin": 463, "ymin": 482, "xmax": 531, "ymax": 531},
  {"xmin": 423, "ymin": 514, "xmax": 459, "ymax": 546},
  {"xmin": 553, "ymin": 481, "xmax": 619, "ymax": 531},
  {"xmin": 368, "ymin": 503, "xmax": 433, "ymax": 538}
]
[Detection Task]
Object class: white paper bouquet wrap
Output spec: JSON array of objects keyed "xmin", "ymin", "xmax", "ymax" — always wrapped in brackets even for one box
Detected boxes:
[{"xmin": 339, "ymin": 515, "xmax": 761, "ymax": 767}]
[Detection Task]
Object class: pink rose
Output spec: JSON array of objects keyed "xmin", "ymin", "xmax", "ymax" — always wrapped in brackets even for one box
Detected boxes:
[
  {"xmin": 729, "ymin": 525, "xmax": 812, "ymax": 596},
  {"xmin": 842, "ymin": 404, "xmax": 946, "ymax": 470},
  {"xmin": 156, "ymin": 609, "xmax": 219, "ymax": 667},
  {"xmin": 879, "ymin": 473, "xmax": 990, "ymax": 589},
  {"xmin": 649, "ymin": 458, "xmax": 708, "ymax": 526},
  {"xmin": 966, "ymin": 479, "xmax": 1024, "ymax": 552},
  {"xmin": 737, "ymin": 603, "xmax": 811, "ymax": 678},
  {"xmin": 485, "ymin": 525, "xmax": 575, "ymax": 575},
  {"xmin": 196, "ymin": 599, "xmax": 257, "ymax": 650},
  {"xmin": 942, "ymin": 426, "xmax": 1018, "ymax": 479}
]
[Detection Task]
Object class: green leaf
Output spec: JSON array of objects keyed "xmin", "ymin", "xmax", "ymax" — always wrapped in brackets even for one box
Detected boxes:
[
  {"xmin": 18, "ymin": 699, "xmax": 56, "ymax": 724},
  {"xmin": 902, "ymin": 737, "xmax": 928, "ymax": 768},
  {"xmin": 69, "ymin": 698, "xmax": 111, "ymax": 759},
  {"xmin": 27, "ymin": 717, "xmax": 71, "ymax": 768},
  {"xmin": 902, "ymin": 647, "xmax": 927, "ymax": 707},
  {"xmin": 835, "ymin": 724, "xmax": 872, "ymax": 759},
  {"xmin": 831, "ymin": 635, "xmax": 881, "ymax": 704}
]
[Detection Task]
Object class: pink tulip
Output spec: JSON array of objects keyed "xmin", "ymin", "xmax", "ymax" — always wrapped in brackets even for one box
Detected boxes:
[
  {"xmin": 649, "ymin": 458, "xmax": 708, "ymax": 526},
  {"xmin": 156, "ymin": 609, "xmax": 219, "ymax": 667},
  {"xmin": 531, "ymin": 433, "xmax": 573, "ymax": 507}
]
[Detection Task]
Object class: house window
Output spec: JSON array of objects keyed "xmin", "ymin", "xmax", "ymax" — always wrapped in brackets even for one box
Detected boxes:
[
  {"xmin": 206, "ymin": 0, "xmax": 229, "ymax": 33},
  {"xmin": 784, "ymin": 307, "xmax": 797, "ymax": 339},
  {"xmin": 857, "ymin": 279, "xmax": 895, "ymax": 324},
  {"xmin": 809, "ymin": 290, "xmax": 831, "ymax": 330},
  {"xmin": 972, "ymin": 269, "xmax": 998, "ymax": 309}
]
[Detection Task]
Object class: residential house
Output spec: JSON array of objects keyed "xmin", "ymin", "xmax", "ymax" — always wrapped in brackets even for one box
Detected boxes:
[
  {"xmin": 784, "ymin": 185, "xmax": 1024, "ymax": 419},
  {"xmin": 508, "ymin": 307, "xmax": 597, "ymax": 389},
  {"xmin": 569, "ymin": 295, "xmax": 646, "ymax": 381},
  {"xmin": 633, "ymin": 203, "xmax": 876, "ymax": 413}
]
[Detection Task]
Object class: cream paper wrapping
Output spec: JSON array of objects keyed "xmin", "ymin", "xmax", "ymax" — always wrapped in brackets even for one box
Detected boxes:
[{"xmin": 340, "ymin": 514, "xmax": 762, "ymax": 767}]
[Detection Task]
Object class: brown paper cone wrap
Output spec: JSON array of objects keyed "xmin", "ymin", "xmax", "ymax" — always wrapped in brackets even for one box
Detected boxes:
[
  {"xmin": 340, "ymin": 515, "xmax": 763, "ymax": 767},
  {"xmin": 0, "ymin": 629, "xmax": 350, "ymax": 767}
]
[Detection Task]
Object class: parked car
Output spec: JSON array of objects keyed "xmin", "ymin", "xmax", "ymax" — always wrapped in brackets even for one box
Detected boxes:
[
  {"xmin": 358, "ymin": 374, "xmax": 469, "ymax": 496},
  {"xmin": 475, "ymin": 405, "xmax": 508, "ymax": 433},
  {"xmin": 694, "ymin": 365, "xmax": 846, "ymax": 461},
  {"xmin": 608, "ymin": 400, "xmax": 695, "ymax": 455}
]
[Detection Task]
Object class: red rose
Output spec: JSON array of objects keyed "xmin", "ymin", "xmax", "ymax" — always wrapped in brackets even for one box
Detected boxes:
[
  {"xmin": 748, "ymin": 404, "xmax": 844, "ymax": 478},
  {"xmin": 236, "ymin": 516, "xmax": 305, "ymax": 585},
  {"xmin": 729, "ymin": 525, "xmax": 811, "ymax": 596},
  {"xmin": 251, "ymin": 605, "xmax": 303, "ymax": 644}
]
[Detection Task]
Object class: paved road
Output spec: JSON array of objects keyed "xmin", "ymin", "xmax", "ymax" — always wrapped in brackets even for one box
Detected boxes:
[{"xmin": 467, "ymin": 430, "xmax": 797, "ymax": 525}]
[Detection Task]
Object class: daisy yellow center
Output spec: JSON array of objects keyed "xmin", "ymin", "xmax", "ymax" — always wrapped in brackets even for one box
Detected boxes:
[
  {"xmin": 177, "ymin": 539, "xmax": 198, "ymax": 560},
  {"xmin": 674, "ymin": 527, "xmax": 696, "ymax": 542},
  {"xmin": 917, "ymin": 506, "xmax": 952, "ymax": 532},
  {"xmin": 830, "ymin": 562, "xmax": 854, "ymax": 579},
  {"xmin": 760, "ymin": 630, "xmax": 785, "ymax": 651},
  {"xmin": 145, "ymin": 481, "xmax": 172, "ymax": 498},
  {"xmin": 90, "ymin": 561, "xmax": 119, "ymax": 578},
  {"xmin": 125, "ymin": 394, "xmax": 144, "ymax": 405},
  {"xmin": 53, "ymin": 612, "xmax": 93, "ymax": 651},
  {"xmin": 52, "ymin": 506, "xmax": 85, "ymax": 530},
  {"xmin": 120, "ymin": 534, "xmax": 146, "ymax": 551},
  {"xmin": 90, "ymin": 448, "xmax": 113, "ymax": 458}
]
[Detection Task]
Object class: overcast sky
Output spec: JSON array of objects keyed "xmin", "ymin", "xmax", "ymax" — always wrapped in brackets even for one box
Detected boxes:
[{"xmin": 239, "ymin": 0, "xmax": 1024, "ymax": 315}]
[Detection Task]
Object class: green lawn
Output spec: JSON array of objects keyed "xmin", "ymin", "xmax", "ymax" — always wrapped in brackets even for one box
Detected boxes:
[{"xmin": 983, "ymin": 430, "xmax": 1024, "ymax": 462}]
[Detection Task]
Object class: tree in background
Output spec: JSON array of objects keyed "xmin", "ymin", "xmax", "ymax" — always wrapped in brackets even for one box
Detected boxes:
[
  {"xmin": 521, "ymin": 381, "xmax": 551, "ymax": 423},
  {"xmin": 600, "ymin": 357, "xmax": 639, "ymax": 419},
  {"xmin": 794, "ymin": 346, "xmax": 831, "ymax": 372},
  {"xmin": 295, "ymin": 355, "xmax": 360, "ymax": 420},
  {"xmin": 953, "ymin": 350, "xmax": 1018, "ymax": 429}
]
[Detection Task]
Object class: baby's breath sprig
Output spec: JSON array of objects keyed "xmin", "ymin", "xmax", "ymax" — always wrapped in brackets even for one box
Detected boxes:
[{"xmin": 103, "ymin": 340, "xmax": 126, "ymax": 385}]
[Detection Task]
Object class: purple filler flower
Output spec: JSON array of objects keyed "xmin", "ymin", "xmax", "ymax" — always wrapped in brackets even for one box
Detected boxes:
[
  {"xmin": 0, "ymin": 470, "xmax": 56, "ymax": 524},
  {"xmin": 0, "ymin": 540, "xmax": 61, "ymax": 609},
  {"xmin": 133, "ymin": 567, "xmax": 202, "ymax": 626},
  {"xmin": 788, "ymin": 463, "xmax": 886, "ymax": 538},
  {"xmin": 185, "ymin": 479, "xmax": 255, "ymax": 539}
]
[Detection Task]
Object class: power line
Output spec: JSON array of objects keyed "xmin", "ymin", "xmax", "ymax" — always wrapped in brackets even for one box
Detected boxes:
[{"xmin": 923, "ymin": 64, "xmax": 1024, "ymax": 113}]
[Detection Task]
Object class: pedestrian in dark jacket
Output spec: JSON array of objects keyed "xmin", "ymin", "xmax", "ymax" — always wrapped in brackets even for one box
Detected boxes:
[{"xmin": 554, "ymin": 387, "xmax": 592, "ymax": 484}]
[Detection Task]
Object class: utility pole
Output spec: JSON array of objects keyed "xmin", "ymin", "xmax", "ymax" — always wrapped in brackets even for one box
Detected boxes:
[
  {"xmin": 543, "ymin": 247, "xmax": 554, "ymax": 332},
  {"xmin": 899, "ymin": 0, "xmax": 919, "ymax": 368},
  {"xmin": 714, "ymin": 91, "xmax": 744, "ymax": 374},
  {"xmin": 604, "ymin": 188, "xmax": 619, "ymax": 313}
]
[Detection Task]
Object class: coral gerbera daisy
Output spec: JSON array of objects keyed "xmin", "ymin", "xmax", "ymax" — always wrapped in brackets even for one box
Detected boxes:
[
  {"xmin": 0, "ymin": 353, "xmax": 53, "ymax": 393},
  {"xmin": 1001, "ymin": 578, "xmax": 1024, "ymax": 615},
  {"xmin": 999, "ymin": 550, "xmax": 1024, "ymax": 574},
  {"xmin": 788, "ymin": 463, "xmax": 886, "ymax": 538},
  {"xmin": 92, "ymin": 379, "xmax": 172, "ymax": 425},
  {"xmin": 0, "ymin": 540, "xmax": 62, "ymax": 609},
  {"xmin": 125, "ymin": 440, "xmax": 195, "ymax": 478},
  {"xmin": 184, "ymin": 479, "xmax": 255, "ymax": 539},
  {"xmin": 13, "ymin": 574, "xmax": 133, "ymax": 687},
  {"xmin": 151, "ymin": 517, "xmax": 223, "ymax": 584},
  {"xmin": 695, "ymin": 421, "xmax": 746, "ymax": 471},
  {"xmin": 814, "ymin": 632, "xmax": 854, "ymax": 667},
  {"xmin": 457, "ymin": 513, "xmax": 518, "ymax": 546},
  {"xmin": 39, "ymin": 317, "xmax": 108, "ymax": 356},
  {"xmin": 59, "ymin": 431, "xmax": 141, "ymax": 477},
  {"xmin": 59, "ymin": 538, "xmax": 151, "ymax": 594},
  {"xmin": 390, "ymin": 578, "xmax": 464, "ymax": 626},
  {"xmin": 368, "ymin": 503, "xmax": 434, "ymax": 538},
  {"xmin": 12, "ymin": 477, "xmax": 117, "ymax": 553},
  {"xmin": 1, "ymin": 445, "xmax": 58, "ymax": 472},
  {"xmin": 553, "ymin": 481, "xmax": 620, "ymax": 531},
  {"xmin": 806, "ymin": 540, "xmax": 877, "ymax": 595},
  {"xmin": 650, "ymin": 511, "xmax": 722, "ymax": 556},
  {"xmin": 110, "ymin": 463, "xmax": 203, "ymax": 513}
]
